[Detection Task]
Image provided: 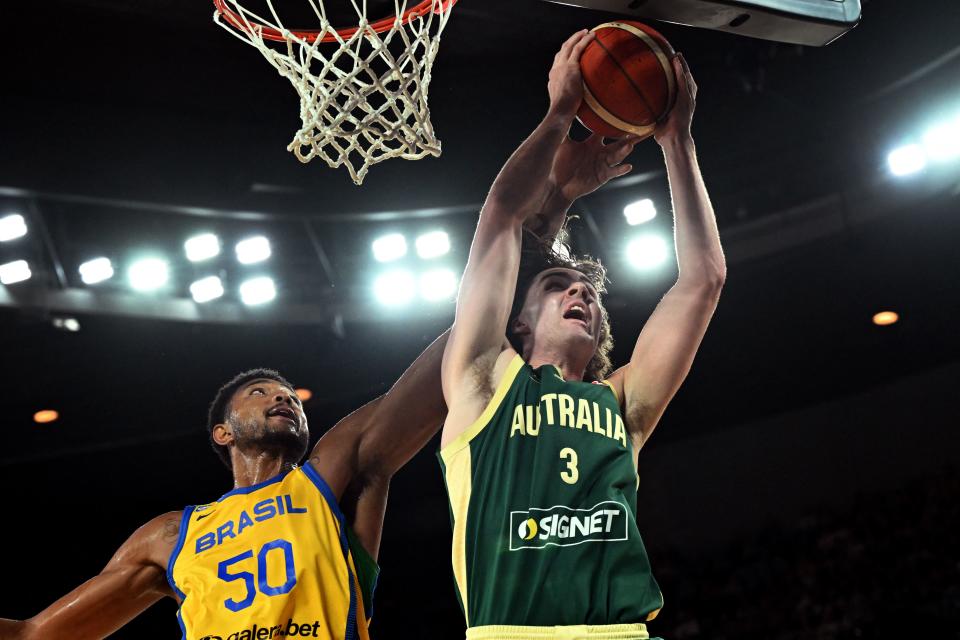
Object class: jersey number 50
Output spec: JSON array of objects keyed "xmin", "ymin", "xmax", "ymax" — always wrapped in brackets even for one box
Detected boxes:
[{"xmin": 218, "ymin": 539, "xmax": 297, "ymax": 611}]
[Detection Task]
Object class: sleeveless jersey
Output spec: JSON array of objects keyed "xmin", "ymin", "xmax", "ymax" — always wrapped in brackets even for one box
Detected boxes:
[
  {"xmin": 438, "ymin": 354, "xmax": 663, "ymax": 628},
  {"xmin": 167, "ymin": 465, "xmax": 378, "ymax": 640}
]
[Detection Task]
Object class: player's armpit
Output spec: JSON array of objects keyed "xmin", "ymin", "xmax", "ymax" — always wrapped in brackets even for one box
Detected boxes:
[
  {"xmin": 0, "ymin": 512, "xmax": 180, "ymax": 640},
  {"xmin": 607, "ymin": 278, "xmax": 722, "ymax": 448}
]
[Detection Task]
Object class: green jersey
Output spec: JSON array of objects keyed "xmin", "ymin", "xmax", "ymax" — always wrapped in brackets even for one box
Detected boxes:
[{"xmin": 439, "ymin": 354, "xmax": 663, "ymax": 628}]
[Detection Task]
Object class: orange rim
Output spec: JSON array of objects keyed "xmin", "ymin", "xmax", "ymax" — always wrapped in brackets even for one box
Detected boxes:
[{"xmin": 212, "ymin": 0, "xmax": 457, "ymax": 44}]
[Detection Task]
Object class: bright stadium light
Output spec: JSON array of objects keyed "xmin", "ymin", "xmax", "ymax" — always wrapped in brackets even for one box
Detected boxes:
[
  {"xmin": 78, "ymin": 257, "xmax": 114, "ymax": 285},
  {"xmin": 0, "ymin": 260, "xmax": 31, "ymax": 285},
  {"xmin": 419, "ymin": 268, "xmax": 457, "ymax": 302},
  {"xmin": 185, "ymin": 233, "xmax": 221, "ymax": 262},
  {"xmin": 374, "ymin": 270, "xmax": 416, "ymax": 306},
  {"xmin": 415, "ymin": 231, "xmax": 450, "ymax": 259},
  {"xmin": 623, "ymin": 199, "xmax": 657, "ymax": 226},
  {"xmin": 626, "ymin": 234, "xmax": 671, "ymax": 271},
  {"xmin": 52, "ymin": 317, "xmax": 81, "ymax": 332},
  {"xmin": 128, "ymin": 258, "xmax": 169, "ymax": 291},
  {"xmin": 235, "ymin": 236, "xmax": 271, "ymax": 265},
  {"xmin": 372, "ymin": 233, "xmax": 407, "ymax": 263},
  {"xmin": 0, "ymin": 214, "xmax": 27, "ymax": 242},
  {"xmin": 887, "ymin": 144, "xmax": 927, "ymax": 177},
  {"xmin": 921, "ymin": 119, "xmax": 960, "ymax": 162},
  {"xmin": 239, "ymin": 276, "xmax": 276, "ymax": 305},
  {"xmin": 190, "ymin": 275, "xmax": 225, "ymax": 303}
]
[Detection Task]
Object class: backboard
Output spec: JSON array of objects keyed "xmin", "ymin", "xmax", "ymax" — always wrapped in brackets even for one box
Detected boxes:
[{"xmin": 542, "ymin": 0, "xmax": 862, "ymax": 46}]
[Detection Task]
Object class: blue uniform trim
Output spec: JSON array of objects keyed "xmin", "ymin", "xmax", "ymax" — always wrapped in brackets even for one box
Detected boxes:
[
  {"xmin": 217, "ymin": 468, "xmax": 292, "ymax": 501},
  {"xmin": 166, "ymin": 506, "xmax": 194, "ymax": 640},
  {"xmin": 301, "ymin": 464, "xmax": 357, "ymax": 640},
  {"xmin": 300, "ymin": 464, "xmax": 346, "ymax": 530}
]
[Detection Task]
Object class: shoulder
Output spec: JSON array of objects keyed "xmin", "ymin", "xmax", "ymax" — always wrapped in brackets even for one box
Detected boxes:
[{"xmin": 105, "ymin": 511, "xmax": 183, "ymax": 579}]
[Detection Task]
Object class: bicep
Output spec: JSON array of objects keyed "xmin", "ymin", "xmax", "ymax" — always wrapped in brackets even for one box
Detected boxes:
[
  {"xmin": 312, "ymin": 330, "xmax": 450, "ymax": 488},
  {"xmin": 444, "ymin": 213, "xmax": 523, "ymax": 402},
  {"xmin": 619, "ymin": 281, "xmax": 722, "ymax": 443}
]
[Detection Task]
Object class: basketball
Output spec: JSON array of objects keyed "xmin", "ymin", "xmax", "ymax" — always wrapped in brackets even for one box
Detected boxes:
[{"xmin": 577, "ymin": 21, "xmax": 678, "ymax": 140}]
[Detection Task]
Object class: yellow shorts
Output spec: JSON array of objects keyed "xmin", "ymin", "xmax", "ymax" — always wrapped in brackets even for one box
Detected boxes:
[{"xmin": 465, "ymin": 623, "xmax": 650, "ymax": 640}]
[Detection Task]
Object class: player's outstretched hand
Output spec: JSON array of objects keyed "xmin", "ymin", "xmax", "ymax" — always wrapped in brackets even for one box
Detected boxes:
[
  {"xmin": 654, "ymin": 53, "xmax": 697, "ymax": 145},
  {"xmin": 548, "ymin": 29, "xmax": 594, "ymax": 118},
  {"xmin": 552, "ymin": 132, "xmax": 638, "ymax": 202}
]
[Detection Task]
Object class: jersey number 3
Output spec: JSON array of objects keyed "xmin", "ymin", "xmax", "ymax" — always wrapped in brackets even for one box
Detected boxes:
[
  {"xmin": 218, "ymin": 538, "xmax": 297, "ymax": 611},
  {"xmin": 560, "ymin": 447, "xmax": 579, "ymax": 484}
]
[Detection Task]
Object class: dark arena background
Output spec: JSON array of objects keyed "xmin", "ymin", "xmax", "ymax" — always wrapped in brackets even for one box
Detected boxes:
[{"xmin": 2, "ymin": 0, "xmax": 959, "ymax": 638}]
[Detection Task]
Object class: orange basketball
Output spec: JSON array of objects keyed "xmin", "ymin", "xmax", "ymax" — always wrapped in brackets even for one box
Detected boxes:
[{"xmin": 577, "ymin": 21, "xmax": 678, "ymax": 140}]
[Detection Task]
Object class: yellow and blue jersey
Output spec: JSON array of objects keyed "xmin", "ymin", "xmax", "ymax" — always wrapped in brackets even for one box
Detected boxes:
[{"xmin": 167, "ymin": 465, "xmax": 378, "ymax": 640}]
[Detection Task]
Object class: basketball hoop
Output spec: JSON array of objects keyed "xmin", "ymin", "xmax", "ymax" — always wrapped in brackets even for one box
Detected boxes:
[{"xmin": 212, "ymin": 0, "xmax": 458, "ymax": 184}]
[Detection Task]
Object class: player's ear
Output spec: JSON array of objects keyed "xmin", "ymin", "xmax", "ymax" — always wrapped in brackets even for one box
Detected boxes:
[
  {"xmin": 511, "ymin": 314, "xmax": 531, "ymax": 337},
  {"xmin": 212, "ymin": 423, "xmax": 234, "ymax": 446}
]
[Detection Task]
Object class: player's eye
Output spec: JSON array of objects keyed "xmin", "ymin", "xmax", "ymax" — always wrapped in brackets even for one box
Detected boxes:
[{"xmin": 251, "ymin": 388, "xmax": 265, "ymax": 395}]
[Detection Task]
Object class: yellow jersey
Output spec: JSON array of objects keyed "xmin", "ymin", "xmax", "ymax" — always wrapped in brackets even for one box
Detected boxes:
[{"xmin": 167, "ymin": 465, "xmax": 377, "ymax": 640}]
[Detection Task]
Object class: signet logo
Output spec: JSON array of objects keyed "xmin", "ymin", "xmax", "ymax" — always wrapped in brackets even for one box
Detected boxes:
[{"xmin": 509, "ymin": 501, "xmax": 629, "ymax": 550}]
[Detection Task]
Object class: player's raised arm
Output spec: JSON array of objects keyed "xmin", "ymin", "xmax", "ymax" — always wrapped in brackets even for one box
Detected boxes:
[
  {"xmin": 0, "ymin": 512, "xmax": 180, "ymax": 640},
  {"xmin": 607, "ymin": 55, "xmax": 727, "ymax": 449},
  {"xmin": 442, "ymin": 30, "xmax": 636, "ymax": 442}
]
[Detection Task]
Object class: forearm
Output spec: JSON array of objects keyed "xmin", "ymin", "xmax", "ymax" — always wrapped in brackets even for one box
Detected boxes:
[
  {"xmin": 483, "ymin": 109, "xmax": 572, "ymax": 223},
  {"xmin": 662, "ymin": 136, "xmax": 726, "ymax": 284},
  {"xmin": 525, "ymin": 185, "xmax": 574, "ymax": 240}
]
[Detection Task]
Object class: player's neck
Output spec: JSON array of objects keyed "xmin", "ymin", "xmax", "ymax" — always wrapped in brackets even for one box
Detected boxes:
[
  {"xmin": 525, "ymin": 343, "xmax": 589, "ymax": 382},
  {"xmin": 230, "ymin": 450, "xmax": 297, "ymax": 489}
]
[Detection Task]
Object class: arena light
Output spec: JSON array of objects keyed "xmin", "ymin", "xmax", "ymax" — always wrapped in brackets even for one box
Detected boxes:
[
  {"xmin": 0, "ymin": 214, "xmax": 27, "ymax": 242},
  {"xmin": 33, "ymin": 410, "xmax": 59, "ymax": 424},
  {"xmin": 295, "ymin": 388, "xmax": 313, "ymax": 402},
  {"xmin": 128, "ymin": 258, "xmax": 169, "ymax": 291},
  {"xmin": 78, "ymin": 257, "xmax": 114, "ymax": 285},
  {"xmin": 887, "ymin": 144, "xmax": 927, "ymax": 177},
  {"xmin": 239, "ymin": 276, "xmax": 276, "ymax": 305},
  {"xmin": 372, "ymin": 233, "xmax": 407, "ymax": 263},
  {"xmin": 415, "ymin": 230, "xmax": 450, "ymax": 259},
  {"xmin": 374, "ymin": 269, "xmax": 416, "ymax": 306},
  {"xmin": 872, "ymin": 311, "xmax": 899, "ymax": 326},
  {"xmin": 626, "ymin": 234, "xmax": 670, "ymax": 271},
  {"xmin": 921, "ymin": 119, "xmax": 960, "ymax": 162},
  {"xmin": 52, "ymin": 317, "xmax": 81, "ymax": 332},
  {"xmin": 0, "ymin": 260, "xmax": 31, "ymax": 285},
  {"xmin": 623, "ymin": 199, "xmax": 657, "ymax": 226},
  {"xmin": 185, "ymin": 233, "xmax": 222, "ymax": 262},
  {"xmin": 235, "ymin": 236, "xmax": 271, "ymax": 265},
  {"xmin": 190, "ymin": 275, "xmax": 225, "ymax": 303},
  {"xmin": 419, "ymin": 268, "xmax": 457, "ymax": 302}
]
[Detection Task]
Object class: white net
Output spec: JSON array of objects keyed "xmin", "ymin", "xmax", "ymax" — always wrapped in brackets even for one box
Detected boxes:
[{"xmin": 213, "ymin": 0, "xmax": 455, "ymax": 184}]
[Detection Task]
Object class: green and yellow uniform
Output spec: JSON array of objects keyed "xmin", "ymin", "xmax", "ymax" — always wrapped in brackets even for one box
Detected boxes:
[
  {"xmin": 439, "ymin": 354, "xmax": 663, "ymax": 638},
  {"xmin": 167, "ymin": 465, "xmax": 378, "ymax": 640}
]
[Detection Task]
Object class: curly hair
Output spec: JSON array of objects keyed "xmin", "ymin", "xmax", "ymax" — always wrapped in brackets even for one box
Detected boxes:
[
  {"xmin": 206, "ymin": 368, "xmax": 294, "ymax": 470},
  {"xmin": 507, "ymin": 230, "xmax": 614, "ymax": 381}
]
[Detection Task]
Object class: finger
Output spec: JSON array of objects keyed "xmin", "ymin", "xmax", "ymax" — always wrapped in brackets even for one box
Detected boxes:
[
  {"xmin": 610, "ymin": 163, "xmax": 633, "ymax": 179},
  {"xmin": 569, "ymin": 30, "xmax": 595, "ymax": 61},
  {"xmin": 608, "ymin": 140, "xmax": 636, "ymax": 165},
  {"xmin": 559, "ymin": 29, "xmax": 588, "ymax": 59}
]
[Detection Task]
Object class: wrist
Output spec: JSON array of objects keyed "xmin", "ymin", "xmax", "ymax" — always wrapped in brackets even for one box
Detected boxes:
[
  {"xmin": 658, "ymin": 132, "xmax": 695, "ymax": 154},
  {"xmin": 544, "ymin": 104, "xmax": 577, "ymax": 127}
]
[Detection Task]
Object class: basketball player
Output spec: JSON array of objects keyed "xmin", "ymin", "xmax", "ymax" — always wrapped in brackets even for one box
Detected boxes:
[
  {"xmin": 0, "ymin": 336, "xmax": 450, "ymax": 640},
  {"xmin": 440, "ymin": 30, "xmax": 725, "ymax": 640}
]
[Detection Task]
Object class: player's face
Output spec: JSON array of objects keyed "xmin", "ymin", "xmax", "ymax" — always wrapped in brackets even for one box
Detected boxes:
[
  {"xmin": 226, "ymin": 379, "xmax": 310, "ymax": 462},
  {"xmin": 516, "ymin": 267, "xmax": 603, "ymax": 352}
]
